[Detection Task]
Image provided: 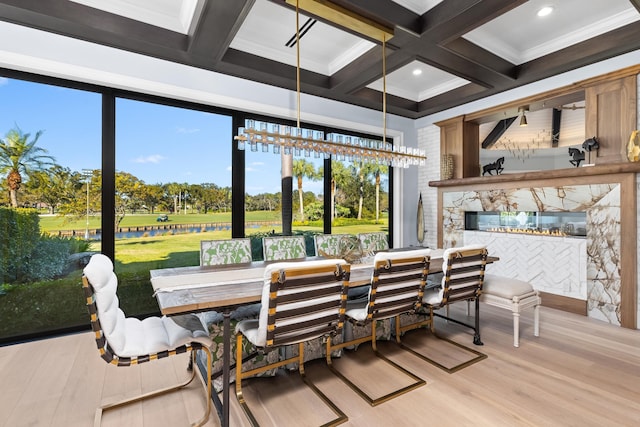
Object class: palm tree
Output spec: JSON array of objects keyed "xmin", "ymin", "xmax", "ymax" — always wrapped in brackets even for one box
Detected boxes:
[
  {"xmin": 328, "ymin": 161, "xmax": 350, "ymax": 221},
  {"xmin": 292, "ymin": 159, "xmax": 318, "ymax": 220},
  {"xmin": 367, "ymin": 163, "xmax": 388, "ymax": 221},
  {"xmin": 350, "ymin": 161, "xmax": 371, "ymax": 220},
  {"xmin": 0, "ymin": 126, "xmax": 54, "ymax": 208}
]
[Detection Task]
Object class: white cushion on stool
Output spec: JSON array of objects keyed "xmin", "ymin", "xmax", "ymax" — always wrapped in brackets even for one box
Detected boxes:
[
  {"xmin": 480, "ymin": 274, "xmax": 540, "ymax": 348},
  {"xmin": 483, "ymin": 274, "xmax": 533, "ymax": 298}
]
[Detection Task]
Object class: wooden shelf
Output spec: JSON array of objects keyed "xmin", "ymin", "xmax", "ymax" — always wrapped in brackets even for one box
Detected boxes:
[{"xmin": 429, "ymin": 162, "xmax": 640, "ymax": 188}]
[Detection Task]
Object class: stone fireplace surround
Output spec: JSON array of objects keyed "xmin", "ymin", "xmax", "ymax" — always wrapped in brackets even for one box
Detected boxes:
[{"xmin": 430, "ymin": 163, "xmax": 639, "ymax": 329}]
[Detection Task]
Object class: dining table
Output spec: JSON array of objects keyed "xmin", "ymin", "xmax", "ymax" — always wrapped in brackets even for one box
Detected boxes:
[{"xmin": 150, "ymin": 248, "xmax": 496, "ymax": 427}]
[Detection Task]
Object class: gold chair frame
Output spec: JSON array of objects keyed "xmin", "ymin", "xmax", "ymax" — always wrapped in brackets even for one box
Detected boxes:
[
  {"xmin": 82, "ymin": 275, "xmax": 213, "ymax": 427},
  {"xmin": 400, "ymin": 246, "xmax": 488, "ymax": 373},
  {"xmin": 235, "ymin": 261, "xmax": 350, "ymax": 427},
  {"xmin": 326, "ymin": 251, "xmax": 429, "ymax": 406}
]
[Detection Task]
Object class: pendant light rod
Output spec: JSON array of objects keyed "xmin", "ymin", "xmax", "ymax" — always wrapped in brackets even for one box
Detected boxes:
[
  {"xmin": 382, "ymin": 34, "xmax": 386, "ymax": 144},
  {"xmin": 296, "ymin": 0, "xmax": 301, "ymax": 129}
]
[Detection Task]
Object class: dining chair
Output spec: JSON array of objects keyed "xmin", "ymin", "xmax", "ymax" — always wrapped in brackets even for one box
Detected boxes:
[
  {"xmin": 401, "ymin": 244, "xmax": 488, "ymax": 373},
  {"xmin": 197, "ymin": 238, "xmax": 277, "ymax": 393},
  {"xmin": 200, "ymin": 238, "xmax": 252, "ymax": 266},
  {"xmin": 314, "ymin": 233, "xmax": 368, "ymax": 301},
  {"xmin": 357, "ymin": 232, "xmax": 389, "ymax": 255},
  {"xmin": 326, "ymin": 249, "xmax": 430, "ymax": 406},
  {"xmin": 262, "ymin": 235, "xmax": 308, "ymax": 261},
  {"xmin": 82, "ymin": 254, "xmax": 213, "ymax": 427},
  {"xmin": 235, "ymin": 259, "xmax": 350, "ymax": 426},
  {"xmin": 314, "ymin": 233, "xmax": 360, "ymax": 259}
]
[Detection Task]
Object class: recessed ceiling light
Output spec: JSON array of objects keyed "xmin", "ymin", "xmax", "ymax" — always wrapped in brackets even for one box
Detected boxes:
[
  {"xmin": 412, "ymin": 69, "xmax": 422, "ymax": 76},
  {"xmin": 537, "ymin": 6, "xmax": 554, "ymax": 17}
]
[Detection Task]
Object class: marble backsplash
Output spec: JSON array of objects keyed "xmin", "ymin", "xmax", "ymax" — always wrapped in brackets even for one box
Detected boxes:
[{"xmin": 444, "ymin": 183, "xmax": 622, "ymax": 324}]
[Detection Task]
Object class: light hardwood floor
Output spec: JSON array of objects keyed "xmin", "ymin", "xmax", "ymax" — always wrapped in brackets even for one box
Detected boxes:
[{"xmin": 1, "ymin": 304, "xmax": 639, "ymax": 427}]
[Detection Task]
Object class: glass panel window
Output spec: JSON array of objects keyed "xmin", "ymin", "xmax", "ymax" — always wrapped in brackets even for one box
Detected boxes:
[
  {"xmin": 243, "ymin": 127, "xmax": 324, "ymax": 259},
  {"xmin": 330, "ymin": 158, "xmax": 389, "ymax": 236},
  {"xmin": 0, "ymin": 77, "xmax": 100, "ymax": 341},
  {"xmin": 114, "ymin": 98, "xmax": 232, "ymax": 317}
]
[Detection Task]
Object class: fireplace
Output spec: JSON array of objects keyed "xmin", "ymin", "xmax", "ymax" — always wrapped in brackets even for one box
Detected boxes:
[{"xmin": 464, "ymin": 211, "xmax": 586, "ymax": 237}]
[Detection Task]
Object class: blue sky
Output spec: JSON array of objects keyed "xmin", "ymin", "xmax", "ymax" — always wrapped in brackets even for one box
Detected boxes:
[{"xmin": 0, "ymin": 76, "xmax": 325, "ymax": 195}]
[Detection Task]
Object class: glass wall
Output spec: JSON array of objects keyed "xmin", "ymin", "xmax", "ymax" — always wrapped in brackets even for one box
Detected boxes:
[
  {"xmin": 243, "ymin": 134, "xmax": 325, "ymax": 252},
  {"xmin": 0, "ymin": 76, "xmax": 101, "ymax": 341},
  {"xmin": 114, "ymin": 98, "xmax": 233, "ymax": 317},
  {"xmin": 330, "ymin": 158, "xmax": 389, "ymax": 235},
  {"xmin": 0, "ymin": 72, "xmax": 392, "ymax": 343}
]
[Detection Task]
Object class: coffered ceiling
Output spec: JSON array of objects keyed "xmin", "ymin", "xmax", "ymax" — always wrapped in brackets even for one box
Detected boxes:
[{"xmin": 1, "ymin": 0, "xmax": 639, "ymax": 119}]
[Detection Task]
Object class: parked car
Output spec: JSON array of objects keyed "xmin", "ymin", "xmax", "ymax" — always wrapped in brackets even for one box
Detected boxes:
[{"xmin": 156, "ymin": 214, "xmax": 169, "ymax": 222}]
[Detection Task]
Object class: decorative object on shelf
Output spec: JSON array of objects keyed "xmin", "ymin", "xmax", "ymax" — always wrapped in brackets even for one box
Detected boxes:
[
  {"xmin": 233, "ymin": 1, "xmax": 426, "ymax": 168},
  {"xmin": 581, "ymin": 136, "xmax": 599, "ymax": 164},
  {"xmin": 568, "ymin": 147, "xmax": 585, "ymax": 167},
  {"xmin": 482, "ymin": 157, "xmax": 505, "ymax": 175},
  {"xmin": 417, "ymin": 193, "xmax": 425, "ymax": 244},
  {"xmin": 441, "ymin": 153, "xmax": 454, "ymax": 179},
  {"xmin": 626, "ymin": 130, "xmax": 639, "ymax": 162},
  {"xmin": 493, "ymin": 128, "xmax": 551, "ymax": 163}
]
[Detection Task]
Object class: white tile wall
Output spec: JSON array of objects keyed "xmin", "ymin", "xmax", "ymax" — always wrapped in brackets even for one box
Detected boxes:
[
  {"xmin": 417, "ymin": 125, "xmax": 440, "ymax": 249},
  {"xmin": 464, "ymin": 231, "xmax": 587, "ymax": 299}
]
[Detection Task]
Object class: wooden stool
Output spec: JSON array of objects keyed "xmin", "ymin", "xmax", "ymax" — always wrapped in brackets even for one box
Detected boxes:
[{"xmin": 482, "ymin": 274, "xmax": 541, "ymax": 347}]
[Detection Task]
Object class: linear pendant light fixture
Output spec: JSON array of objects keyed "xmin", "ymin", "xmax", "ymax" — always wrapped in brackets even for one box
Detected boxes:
[{"xmin": 234, "ymin": 0, "xmax": 426, "ymax": 167}]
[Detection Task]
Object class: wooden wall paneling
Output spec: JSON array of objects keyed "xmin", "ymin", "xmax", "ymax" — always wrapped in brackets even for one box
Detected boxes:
[
  {"xmin": 463, "ymin": 120, "xmax": 480, "ymax": 177},
  {"xmin": 439, "ymin": 116, "xmax": 464, "ymax": 179},
  {"xmin": 437, "ymin": 116, "xmax": 480, "ymax": 179},
  {"xmin": 585, "ymin": 75, "xmax": 637, "ymax": 164},
  {"xmin": 538, "ymin": 292, "xmax": 587, "ymax": 316},
  {"xmin": 619, "ymin": 173, "xmax": 637, "ymax": 328}
]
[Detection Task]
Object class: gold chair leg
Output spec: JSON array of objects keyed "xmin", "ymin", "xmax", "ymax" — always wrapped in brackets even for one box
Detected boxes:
[
  {"xmin": 327, "ymin": 320, "xmax": 425, "ymax": 407},
  {"xmin": 399, "ymin": 330, "xmax": 487, "ymax": 373},
  {"xmin": 95, "ymin": 349, "xmax": 212, "ymax": 427},
  {"xmin": 237, "ymin": 336, "xmax": 347, "ymax": 427}
]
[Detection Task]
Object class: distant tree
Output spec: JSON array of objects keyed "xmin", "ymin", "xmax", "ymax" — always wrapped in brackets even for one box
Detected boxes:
[
  {"xmin": 26, "ymin": 165, "xmax": 82, "ymax": 214},
  {"xmin": 292, "ymin": 159, "xmax": 319, "ymax": 220},
  {"xmin": 0, "ymin": 126, "xmax": 55, "ymax": 208},
  {"xmin": 139, "ymin": 183, "xmax": 164, "ymax": 214},
  {"xmin": 115, "ymin": 171, "xmax": 143, "ymax": 228}
]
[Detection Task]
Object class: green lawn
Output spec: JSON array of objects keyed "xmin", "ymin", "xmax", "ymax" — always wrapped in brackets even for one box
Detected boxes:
[
  {"xmin": 0, "ymin": 214, "xmax": 387, "ymax": 341},
  {"xmin": 38, "ymin": 210, "xmax": 282, "ymax": 232}
]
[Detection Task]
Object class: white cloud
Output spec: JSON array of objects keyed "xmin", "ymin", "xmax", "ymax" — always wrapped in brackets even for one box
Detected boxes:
[
  {"xmin": 176, "ymin": 127, "xmax": 200, "ymax": 134},
  {"xmin": 133, "ymin": 154, "xmax": 165, "ymax": 164},
  {"xmin": 251, "ymin": 161, "xmax": 265, "ymax": 166}
]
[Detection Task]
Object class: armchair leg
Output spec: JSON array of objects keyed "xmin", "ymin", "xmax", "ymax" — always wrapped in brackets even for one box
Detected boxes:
[{"xmin": 95, "ymin": 348, "xmax": 212, "ymax": 427}]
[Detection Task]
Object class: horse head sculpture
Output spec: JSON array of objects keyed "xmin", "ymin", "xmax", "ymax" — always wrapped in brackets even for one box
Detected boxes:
[{"xmin": 582, "ymin": 137, "xmax": 599, "ymax": 152}]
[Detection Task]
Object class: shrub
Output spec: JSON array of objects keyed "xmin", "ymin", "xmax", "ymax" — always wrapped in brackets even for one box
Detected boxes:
[
  {"xmin": 0, "ymin": 208, "xmax": 40, "ymax": 283},
  {"xmin": 0, "ymin": 209, "xmax": 84, "ymax": 284},
  {"xmin": 24, "ymin": 235, "xmax": 71, "ymax": 282}
]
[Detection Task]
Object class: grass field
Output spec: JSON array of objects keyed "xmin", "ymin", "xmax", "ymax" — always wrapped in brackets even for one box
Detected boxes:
[
  {"xmin": 0, "ymin": 212, "xmax": 387, "ymax": 341},
  {"xmin": 38, "ymin": 211, "xmax": 281, "ymax": 232}
]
